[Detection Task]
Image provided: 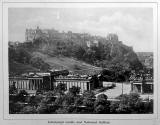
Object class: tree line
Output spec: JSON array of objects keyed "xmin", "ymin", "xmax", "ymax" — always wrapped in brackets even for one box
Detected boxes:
[{"xmin": 9, "ymin": 83, "xmax": 153, "ymax": 114}]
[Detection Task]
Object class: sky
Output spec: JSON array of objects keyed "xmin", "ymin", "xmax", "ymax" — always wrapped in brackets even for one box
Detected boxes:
[{"xmin": 8, "ymin": 8, "xmax": 153, "ymax": 52}]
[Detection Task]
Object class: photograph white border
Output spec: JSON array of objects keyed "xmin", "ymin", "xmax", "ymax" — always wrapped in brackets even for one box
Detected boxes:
[{"xmin": 2, "ymin": 1, "xmax": 158, "ymax": 121}]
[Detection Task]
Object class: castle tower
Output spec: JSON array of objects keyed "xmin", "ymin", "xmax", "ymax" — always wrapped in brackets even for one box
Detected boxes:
[{"xmin": 107, "ymin": 33, "xmax": 119, "ymax": 41}]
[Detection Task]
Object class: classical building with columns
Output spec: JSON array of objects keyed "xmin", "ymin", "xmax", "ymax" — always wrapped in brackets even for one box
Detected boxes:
[
  {"xmin": 9, "ymin": 73, "xmax": 93, "ymax": 94},
  {"xmin": 130, "ymin": 77, "xmax": 153, "ymax": 94},
  {"xmin": 54, "ymin": 76, "xmax": 91, "ymax": 93}
]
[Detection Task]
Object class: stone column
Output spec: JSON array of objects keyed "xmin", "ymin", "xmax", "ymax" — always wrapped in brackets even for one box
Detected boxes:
[
  {"xmin": 68, "ymin": 82, "xmax": 70, "ymax": 89},
  {"xmin": 19, "ymin": 80, "xmax": 22, "ymax": 89},
  {"xmin": 18, "ymin": 81, "xmax": 20, "ymax": 89},
  {"xmin": 37, "ymin": 79, "xmax": 40, "ymax": 89},
  {"xmin": 31, "ymin": 80, "xmax": 33, "ymax": 90},
  {"xmin": 28, "ymin": 80, "xmax": 30, "ymax": 90},
  {"xmin": 33, "ymin": 79, "xmax": 36, "ymax": 90},
  {"xmin": 22, "ymin": 81, "xmax": 24, "ymax": 89},
  {"xmin": 26, "ymin": 80, "xmax": 28, "ymax": 90},
  {"xmin": 39, "ymin": 79, "xmax": 41, "ymax": 89},
  {"xmin": 84, "ymin": 82, "xmax": 87, "ymax": 90},
  {"xmin": 23, "ymin": 80, "xmax": 26, "ymax": 90},
  {"xmin": 35, "ymin": 79, "xmax": 38, "ymax": 90},
  {"xmin": 29, "ymin": 80, "xmax": 31, "ymax": 90},
  {"xmin": 141, "ymin": 84, "xmax": 143, "ymax": 94},
  {"xmin": 15, "ymin": 81, "xmax": 17, "ymax": 89},
  {"xmin": 88, "ymin": 82, "xmax": 90, "ymax": 91}
]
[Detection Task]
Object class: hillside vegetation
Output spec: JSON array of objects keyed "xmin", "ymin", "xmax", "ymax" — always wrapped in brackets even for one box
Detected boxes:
[
  {"xmin": 136, "ymin": 52, "xmax": 153, "ymax": 69},
  {"xmin": 9, "ymin": 29, "xmax": 143, "ymax": 76}
]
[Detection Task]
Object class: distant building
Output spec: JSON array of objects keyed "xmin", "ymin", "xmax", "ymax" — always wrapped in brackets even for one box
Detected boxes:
[
  {"xmin": 86, "ymin": 41, "xmax": 91, "ymax": 48},
  {"xmin": 86, "ymin": 40, "xmax": 99, "ymax": 48},
  {"xmin": 9, "ymin": 41, "xmax": 20, "ymax": 47},
  {"xmin": 107, "ymin": 33, "xmax": 119, "ymax": 41},
  {"xmin": 93, "ymin": 40, "xmax": 99, "ymax": 47},
  {"xmin": 102, "ymin": 82, "xmax": 115, "ymax": 88},
  {"xmin": 130, "ymin": 74, "xmax": 153, "ymax": 94},
  {"xmin": 25, "ymin": 26, "xmax": 49, "ymax": 42}
]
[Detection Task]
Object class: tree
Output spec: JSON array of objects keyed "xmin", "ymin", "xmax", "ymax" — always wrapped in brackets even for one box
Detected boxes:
[
  {"xmin": 36, "ymin": 100, "xmax": 48, "ymax": 114},
  {"xmin": 55, "ymin": 83, "xmax": 66, "ymax": 94},
  {"xmin": 74, "ymin": 96, "xmax": 84, "ymax": 107},
  {"xmin": 21, "ymin": 105, "xmax": 37, "ymax": 114},
  {"xmin": 82, "ymin": 91, "xmax": 96, "ymax": 113},
  {"xmin": 116, "ymin": 103, "xmax": 131, "ymax": 113},
  {"xmin": 28, "ymin": 95, "xmax": 43, "ymax": 107},
  {"xmin": 94, "ymin": 94, "xmax": 110, "ymax": 113},
  {"xmin": 116, "ymin": 93, "xmax": 143, "ymax": 113},
  {"xmin": 69, "ymin": 86, "xmax": 80, "ymax": 96},
  {"xmin": 57, "ymin": 105, "xmax": 75, "ymax": 114},
  {"xmin": 36, "ymin": 89, "xmax": 43, "ymax": 95},
  {"xmin": 17, "ymin": 90, "xmax": 28, "ymax": 102},
  {"xmin": 109, "ymin": 101, "xmax": 119, "ymax": 113},
  {"xmin": 95, "ymin": 105, "xmax": 106, "ymax": 114},
  {"xmin": 62, "ymin": 92, "xmax": 75, "ymax": 106},
  {"xmin": 73, "ymin": 96, "xmax": 84, "ymax": 113},
  {"xmin": 9, "ymin": 82, "xmax": 17, "ymax": 94},
  {"xmin": 74, "ymin": 45, "xmax": 86, "ymax": 60},
  {"xmin": 90, "ymin": 75, "xmax": 100, "ymax": 88}
]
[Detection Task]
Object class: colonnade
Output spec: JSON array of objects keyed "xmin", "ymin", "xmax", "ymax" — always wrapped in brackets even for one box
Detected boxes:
[
  {"xmin": 9, "ymin": 77, "xmax": 91, "ymax": 93},
  {"xmin": 55, "ymin": 79, "xmax": 90, "ymax": 92},
  {"xmin": 9, "ymin": 78, "xmax": 44, "ymax": 90}
]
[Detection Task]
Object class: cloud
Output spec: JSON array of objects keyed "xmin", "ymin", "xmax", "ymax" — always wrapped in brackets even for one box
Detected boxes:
[
  {"xmin": 64, "ymin": 11, "xmax": 153, "ymax": 52},
  {"xmin": 8, "ymin": 8, "xmax": 153, "ymax": 52}
]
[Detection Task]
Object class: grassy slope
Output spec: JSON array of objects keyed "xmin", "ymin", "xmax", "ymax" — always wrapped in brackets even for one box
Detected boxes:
[
  {"xmin": 9, "ymin": 60, "xmax": 39, "ymax": 75},
  {"xmin": 33, "ymin": 52, "xmax": 101, "ymax": 73},
  {"xmin": 10, "ymin": 51, "xmax": 102, "ymax": 75},
  {"xmin": 32, "ymin": 52, "xmax": 102, "ymax": 74}
]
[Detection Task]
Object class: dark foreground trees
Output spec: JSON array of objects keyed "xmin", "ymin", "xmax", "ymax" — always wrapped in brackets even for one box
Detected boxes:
[{"xmin": 9, "ymin": 88, "xmax": 153, "ymax": 114}]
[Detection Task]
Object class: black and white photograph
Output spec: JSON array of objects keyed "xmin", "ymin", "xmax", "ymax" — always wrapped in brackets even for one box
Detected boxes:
[
  {"xmin": 1, "ymin": 1, "xmax": 160, "ymax": 125},
  {"xmin": 8, "ymin": 6, "xmax": 155, "ymax": 115}
]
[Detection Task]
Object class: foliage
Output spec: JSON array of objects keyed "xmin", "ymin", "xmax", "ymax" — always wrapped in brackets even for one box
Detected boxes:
[
  {"xmin": 17, "ymin": 90, "xmax": 29, "ymax": 102},
  {"xmin": 90, "ymin": 75, "xmax": 100, "ymax": 88},
  {"xmin": 28, "ymin": 95, "xmax": 43, "ymax": 106},
  {"xmin": 74, "ymin": 96, "xmax": 84, "ymax": 106},
  {"xmin": 36, "ymin": 100, "xmax": 48, "ymax": 114},
  {"xmin": 114, "ymin": 93, "xmax": 149, "ymax": 113},
  {"xmin": 9, "ymin": 87, "xmax": 153, "ymax": 114},
  {"xmin": 100, "ymin": 67, "xmax": 131, "ymax": 82},
  {"xmin": 9, "ymin": 82, "xmax": 17, "ymax": 94},
  {"xmin": 94, "ymin": 105, "xmax": 106, "ymax": 114},
  {"xmin": 82, "ymin": 91, "xmax": 96, "ymax": 112},
  {"xmin": 69, "ymin": 86, "xmax": 80, "ymax": 96},
  {"xmin": 55, "ymin": 83, "xmax": 66, "ymax": 94},
  {"xmin": 30, "ymin": 57, "xmax": 50, "ymax": 71},
  {"xmin": 109, "ymin": 101, "xmax": 119, "ymax": 113},
  {"xmin": 36, "ymin": 89, "xmax": 43, "ymax": 95},
  {"xmin": 9, "ymin": 30, "xmax": 143, "ymax": 76},
  {"xmin": 21, "ymin": 105, "xmax": 37, "ymax": 114},
  {"xmin": 94, "ymin": 94, "xmax": 110, "ymax": 113},
  {"xmin": 9, "ymin": 101, "xmax": 24, "ymax": 114}
]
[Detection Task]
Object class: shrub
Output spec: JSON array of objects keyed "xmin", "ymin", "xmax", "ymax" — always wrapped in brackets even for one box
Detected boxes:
[
  {"xmin": 36, "ymin": 101, "xmax": 48, "ymax": 114},
  {"xmin": 21, "ymin": 105, "xmax": 37, "ymax": 114},
  {"xmin": 109, "ymin": 101, "xmax": 119, "ymax": 113},
  {"xmin": 9, "ymin": 83, "xmax": 18, "ymax": 95},
  {"xmin": 94, "ymin": 94, "xmax": 110, "ymax": 113},
  {"xmin": 17, "ymin": 90, "xmax": 29, "ymax": 102}
]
